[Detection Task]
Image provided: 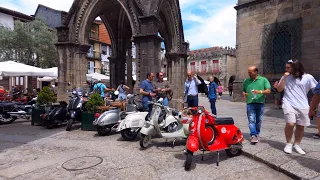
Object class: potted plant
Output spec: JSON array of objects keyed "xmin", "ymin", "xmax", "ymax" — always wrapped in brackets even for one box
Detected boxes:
[
  {"xmin": 31, "ymin": 86, "xmax": 56, "ymax": 126},
  {"xmin": 82, "ymin": 93, "xmax": 105, "ymax": 131}
]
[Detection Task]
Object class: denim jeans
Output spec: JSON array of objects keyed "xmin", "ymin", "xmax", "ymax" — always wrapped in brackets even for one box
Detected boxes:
[
  {"xmin": 209, "ymin": 98, "xmax": 217, "ymax": 115},
  {"xmin": 143, "ymin": 102, "xmax": 153, "ymax": 119},
  {"xmin": 157, "ymin": 97, "xmax": 169, "ymax": 106},
  {"xmin": 187, "ymin": 95, "xmax": 198, "ymax": 108},
  {"xmin": 246, "ymin": 103, "xmax": 264, "ymax": 136}
]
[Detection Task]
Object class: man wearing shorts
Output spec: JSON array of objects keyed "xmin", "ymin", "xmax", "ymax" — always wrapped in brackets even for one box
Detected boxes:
[
  {"xmin": 277, "ymin": 60, "xmax": 317, "ymax": 154},
  {"xmin": 309, "ymin": 81, "xmax": 320, "ymax": 139}
]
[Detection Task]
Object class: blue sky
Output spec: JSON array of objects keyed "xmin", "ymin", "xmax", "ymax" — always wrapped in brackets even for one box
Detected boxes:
[{"xmin": 1, "ymin": 0, "xmax": 237, "ymax": 50}]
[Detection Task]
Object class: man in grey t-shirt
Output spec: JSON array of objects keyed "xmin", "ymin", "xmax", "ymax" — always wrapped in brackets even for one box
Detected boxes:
[{"xmin": 153, "ymin": 72, "xmax": 170, "ymax": 106}]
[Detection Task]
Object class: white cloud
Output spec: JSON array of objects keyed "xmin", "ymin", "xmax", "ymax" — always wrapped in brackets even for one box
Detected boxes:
[
  {"xmin": 0, "ymin": 0, "xmax": 236, "ymax": 49},
  {"xmin": 183, "ymin": 5, "xmax": 236, "ymax": 49},
  {"xmin": 1, "ymin": 0, "xmax": 73, "ymax": 15}
]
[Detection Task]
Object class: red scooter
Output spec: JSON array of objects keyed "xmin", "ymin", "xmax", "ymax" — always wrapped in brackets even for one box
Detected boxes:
[{"xmin": 184, "ymin": 106, "xmax": 244, "ymax": 171}]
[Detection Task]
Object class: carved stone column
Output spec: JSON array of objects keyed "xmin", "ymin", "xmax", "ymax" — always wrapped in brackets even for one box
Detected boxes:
[
  {"xmin": 133, "ymin": 15, "xmax": 162, "ymax": 90},
  {"xmin": 126, "ymin": 49, "xmax": 133, "ymax": 93},
  {"xmin": 109, "ymin": 55, "xmax": 126, "ymax": 88},
  {"xmin": 166, "ymin": 52, "xmax": 188, "ymax": 109}
]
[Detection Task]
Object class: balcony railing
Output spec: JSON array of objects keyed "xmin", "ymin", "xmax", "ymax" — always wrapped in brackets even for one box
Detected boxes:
[{"xmin": 87, "ymin": 52, "xmax": 101, "ymax": 59}]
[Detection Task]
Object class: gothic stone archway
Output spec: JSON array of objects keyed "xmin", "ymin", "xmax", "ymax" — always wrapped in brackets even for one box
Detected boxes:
[{"xmin": 56, "ymin": 0, "xmax": 188, "ymax": 108}]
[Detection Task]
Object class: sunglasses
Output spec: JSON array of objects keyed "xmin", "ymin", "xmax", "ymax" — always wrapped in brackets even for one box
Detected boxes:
[{"xmin": 288, "ymin": 59, "xmax": 293, "ymax": 63}]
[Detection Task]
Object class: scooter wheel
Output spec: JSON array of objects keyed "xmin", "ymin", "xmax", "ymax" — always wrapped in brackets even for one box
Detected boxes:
[
  {"xmin": 121, "ymin": 129, "xmax": 138, "ymax": 141},
  {"xmin": 184, "ymin": 151, "xmax": 193, "ymax": 171},
  {"xmin": 225, "ymin": 148, "xmax": 242, "ymax": 157},
  {"xmin": 0, "ymin": 114, "xmax": 17, "ymax": 125},
  {"xmin": 140, "ymin": 134, "xmax": 151, "ymax": 149},
  {"xmin": 97, "ymin": 126, "xmax": 111, "ymax": 136},
  {"xmin": 66, "ymin": 119, "xmax": 74, "ymax": 131}
]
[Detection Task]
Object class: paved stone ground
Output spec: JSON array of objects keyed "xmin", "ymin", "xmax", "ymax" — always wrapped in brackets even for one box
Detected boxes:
[
  {"xmin": 199, "ymin": 93, "xmax": 320, "ymax": 180},
  {"xmin": 0, "ymin": 112, "xmax": 291, "ymax": 179}
]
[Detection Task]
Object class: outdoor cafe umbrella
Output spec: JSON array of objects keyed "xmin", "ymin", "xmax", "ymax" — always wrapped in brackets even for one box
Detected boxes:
[{"xmin": 0, "ymin": 61, "xmax": 56, "ymax": 77}]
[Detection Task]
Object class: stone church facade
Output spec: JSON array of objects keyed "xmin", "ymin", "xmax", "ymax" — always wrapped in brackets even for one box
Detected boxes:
[{"xmin": 233, "ymin": 0, "xmax": 320, "ymax": 101}]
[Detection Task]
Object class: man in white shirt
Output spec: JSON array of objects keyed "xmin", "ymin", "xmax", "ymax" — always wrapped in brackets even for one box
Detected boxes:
[{"xmin": 277, "ymin": 60, "xmax": 318, "ymax": 154}]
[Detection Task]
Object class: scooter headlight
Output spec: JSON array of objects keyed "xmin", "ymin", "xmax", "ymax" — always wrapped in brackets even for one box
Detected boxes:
[{"xmin": 77, "ymin": 103, "xmax": 82, "ymax": 108}]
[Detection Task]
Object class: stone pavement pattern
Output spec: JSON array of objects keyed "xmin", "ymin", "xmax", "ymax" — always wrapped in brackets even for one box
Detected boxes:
[
  {"xmin": 0, "ymin": 118, "xmax": 290, "ymax": 179},
  {"xmin": 199, "ymin": 94, "xmax": 320, "ymax": 179}
]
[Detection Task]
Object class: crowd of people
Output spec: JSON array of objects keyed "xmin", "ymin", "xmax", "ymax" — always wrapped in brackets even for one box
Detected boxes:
[
  {"xmin": 87, "ymin": 60, "xmax": 320, "ymax": 155},
  {"xmin": 241, "ymin": 59, "xmax": 320, "ymax": 155}
]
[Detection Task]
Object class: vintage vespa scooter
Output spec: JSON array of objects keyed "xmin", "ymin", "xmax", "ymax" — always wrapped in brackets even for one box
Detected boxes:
[
  {"xmin": 93, "ymin": 94, "xmax": 141, "ymax": 136},
  {"xmin": 139, "ymin": 98, "xmax": 192, "ymax": 149},
  {"xmin": 116, "ymin": 94, "xmax": 148, "ymax": 140},
  {"xmin": 184, "ymin": 106, "xmax": 244, "ymax": 171}
]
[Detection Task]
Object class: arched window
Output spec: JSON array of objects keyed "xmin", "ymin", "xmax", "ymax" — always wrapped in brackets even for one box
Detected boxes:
[{"xmin": 272, "ymin": 31, "xmax": 291, "ymax": 73}]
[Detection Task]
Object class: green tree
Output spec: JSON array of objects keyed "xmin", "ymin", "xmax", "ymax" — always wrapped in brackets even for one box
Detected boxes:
[{"xmin": 0, "ymin": 19, "xmax": 58, "ymax": 68}]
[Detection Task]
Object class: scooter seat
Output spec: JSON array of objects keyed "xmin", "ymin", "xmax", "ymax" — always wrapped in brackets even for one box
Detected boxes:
[{"xmin": 215, "ymin": 117, "xmax": 234, "ymax": 125}]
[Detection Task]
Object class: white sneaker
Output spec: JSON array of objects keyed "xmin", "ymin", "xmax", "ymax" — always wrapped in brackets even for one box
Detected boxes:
[
  {"xmin": 293, "ymin": 144, "xmax": 306, "ymax": 155},
  {"xmin": 284, "ymin": 143, "xmax": 293, "ymax": 154}
]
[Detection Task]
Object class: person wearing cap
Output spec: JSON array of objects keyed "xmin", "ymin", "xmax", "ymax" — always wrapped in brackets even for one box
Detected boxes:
[{"xmin": 94, "ymin": 80, "xmax": 114, "ymax": 100}]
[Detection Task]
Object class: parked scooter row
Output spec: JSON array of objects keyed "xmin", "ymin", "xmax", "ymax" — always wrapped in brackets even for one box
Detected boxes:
[{"xmin": 0, "ymin": 96, "xmax": 37, "ymax": 124}]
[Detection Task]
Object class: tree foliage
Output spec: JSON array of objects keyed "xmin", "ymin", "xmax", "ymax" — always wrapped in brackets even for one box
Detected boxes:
[{"xmin": 0, "ymin": 19, "xmax": 58, "ymax": 68}]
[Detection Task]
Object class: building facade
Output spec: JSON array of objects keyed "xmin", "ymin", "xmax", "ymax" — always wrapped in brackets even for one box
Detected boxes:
[
  {"xmin": 0, "ymin": 6, "xmax": 36, "ymax": 91},
  {"xmin": 234, "ymin": 0, "xmax": 320, "ymax": 101},
  {"xmin": 187, "ymin": 47, "xmax": 236, "ymax": 88},
  {"xmin": 34, "ymin": 4, "xmax": 68, "ymax": 29}
]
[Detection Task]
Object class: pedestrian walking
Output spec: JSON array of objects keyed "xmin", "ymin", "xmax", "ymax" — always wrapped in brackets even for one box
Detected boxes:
[
  {"xmin": 140, "ymin": 72, "xmax": 156, "ymax": 118},
  {"xmin": 208, "ymin": 77, "xmax": 218, "ymax": 115},
  {"xmin": 309, "ymin": 81, "xmax": 320, "ymax": 139},
  {"xmin": 184, "ymin": 71, "xmax": 202, "ymax": 107},
  {"xmin": 217, "ymin": 83, "xmax": 223, "ymax": 100},
  {"xmin": 242, "ymin": 66, "xmax": 271, "ymax": 144},
  {"xmin": 277, "ymin": 60, "xmax": 318, "ymax": 154},
  {"xmin": 228, "ymin": 82, "xmax": 233, "ymax": 96},
  {"xmin": 154, "ymin": 72, "xmax": 170, "ymax": 106},
  {"xmin": 116, "ymin": 81, "xmax": 130, "ymax": 102}
]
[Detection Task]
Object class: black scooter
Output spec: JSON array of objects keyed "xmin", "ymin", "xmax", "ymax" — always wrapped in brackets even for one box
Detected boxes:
[
  {"xmin": 66, "ymin": 88, "xmax": 87, "ymax": 131},
  {"xmin": 44, "ymin": 101, "xmax": 68, "ymax": 129}
]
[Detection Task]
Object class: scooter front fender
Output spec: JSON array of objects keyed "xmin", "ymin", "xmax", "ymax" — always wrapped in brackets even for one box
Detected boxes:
[
  {"xmin": 117, "ymin": 112, "xmax": 148, "ymax": 131},
  {"xmin": 140, "ymin": 122, "xmax": 156, "ymax": 136},
  {"xmin": 186, "ymin": 135, "xmax": 199, "ymax": 152}
]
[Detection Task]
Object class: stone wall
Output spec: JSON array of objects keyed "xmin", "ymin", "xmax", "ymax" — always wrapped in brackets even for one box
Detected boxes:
[{"xmin": 234, "ymin": 0, "xmax": 320, "ymax": 101}]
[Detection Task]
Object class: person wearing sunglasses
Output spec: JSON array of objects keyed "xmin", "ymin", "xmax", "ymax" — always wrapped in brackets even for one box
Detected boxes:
[
  {"xmin": 184, "ymin": 71, "xmax": 202, "ymax": 107},
  {"xmin": 277, "ymin": 59, "xmax": 318, "ymax": 154},
  {"xmin": 154, "ymin": 72, "xmax": 170, "ymax": 106}
]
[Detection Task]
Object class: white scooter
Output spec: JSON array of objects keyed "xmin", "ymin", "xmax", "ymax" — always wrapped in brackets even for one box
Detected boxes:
[
  {"xmin": 93, "ymin": 94, "xmax": 144, "ymax": 136},
  {"xmin": 116, "ymin": 94, "xmax": 148, "ymax": 140},
  {"xmin": 139, "ymin": 98, "xmax": 192, "ymax": 149}
]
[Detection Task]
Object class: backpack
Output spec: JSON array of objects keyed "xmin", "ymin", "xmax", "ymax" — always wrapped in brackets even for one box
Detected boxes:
[
  {"xmin": 197, "ymin": 75, "xmax": 208, "ymax": 95},
  {"xmin": 95, "ymin": 83, "xmax": 102, "ymax": 95}
]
